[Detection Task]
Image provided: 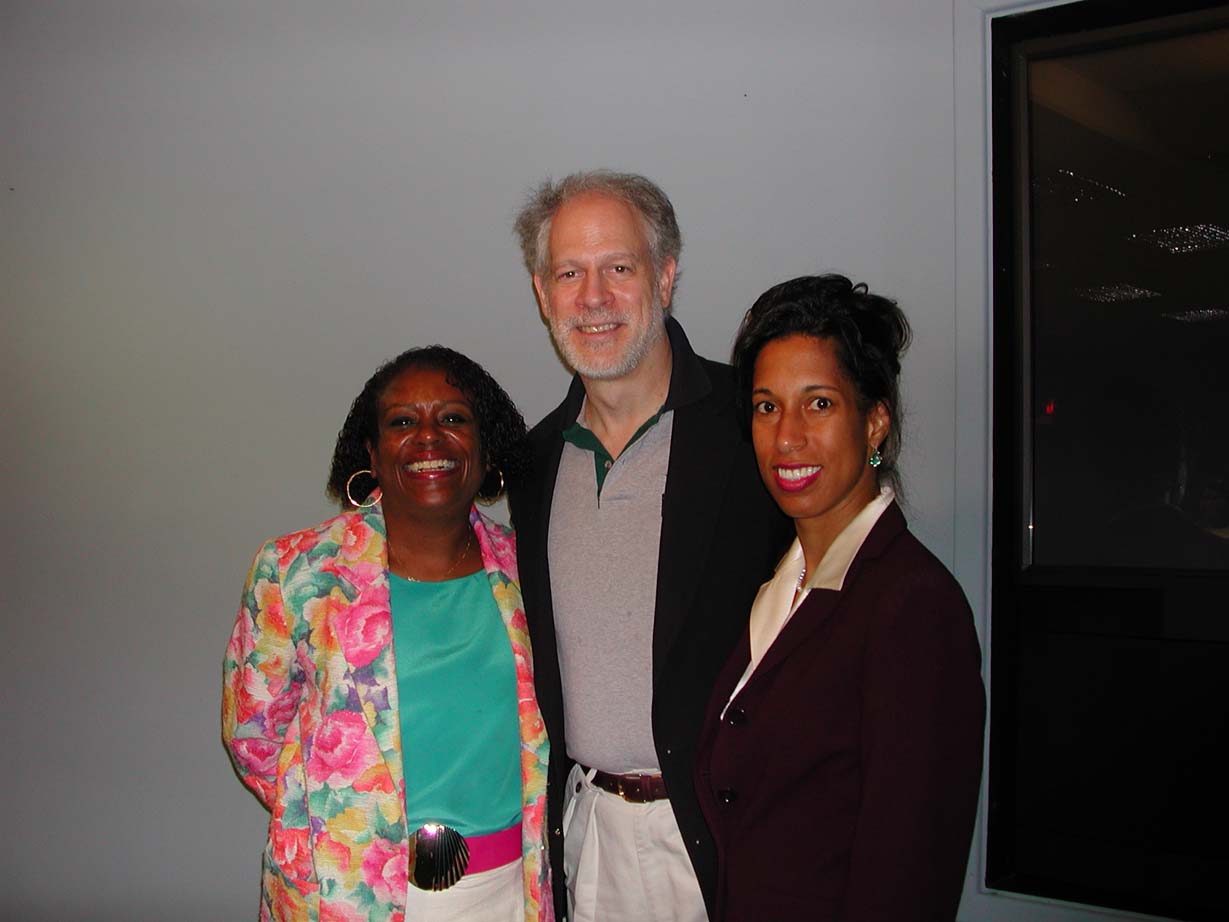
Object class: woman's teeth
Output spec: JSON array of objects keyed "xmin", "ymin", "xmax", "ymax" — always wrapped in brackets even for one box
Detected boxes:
[
  {"xmin": 777, "ymin": 465, "xmax": 821, "ymax": 481},
  {"xmin": 405, "ymin": 459, "xmax": 458, "ymax": 472}
]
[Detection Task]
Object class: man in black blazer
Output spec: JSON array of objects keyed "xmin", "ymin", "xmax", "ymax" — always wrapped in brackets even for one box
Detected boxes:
[{"xmin": 509, "ymin": 170, "xmax": 789, "ymax": 922}]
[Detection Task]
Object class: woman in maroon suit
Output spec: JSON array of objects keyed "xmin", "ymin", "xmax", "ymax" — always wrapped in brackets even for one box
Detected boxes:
[{"xmin": 696, "ymin": 274, "xmax": 985, "ymax": 921}]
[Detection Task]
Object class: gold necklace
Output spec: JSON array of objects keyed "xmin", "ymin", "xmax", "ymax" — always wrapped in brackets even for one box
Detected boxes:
[{"xmin": 401, "ymin": 531, "xmax": 475, "ymax": 582}]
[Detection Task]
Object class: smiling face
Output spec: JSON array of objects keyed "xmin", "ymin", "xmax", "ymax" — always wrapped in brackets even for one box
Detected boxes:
[
  {"xmin": 367, "ymin": 365, "xmax": 486, "ymax": 522},
  {"xmin": 532, "ymin": 192, "xmax": 675, "ymax": 381},
  {"xmin": 751, "ymin": 334, "xmax": 889, "ymax": 552}
]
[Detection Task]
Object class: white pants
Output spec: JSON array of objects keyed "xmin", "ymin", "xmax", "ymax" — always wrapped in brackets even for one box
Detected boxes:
[
  {"xmin": 401, "ymin": 857, "xmax": 523, "ymax": 922},
  {"xmin": 562, "ymin": 763, "xmax": 708, "ymax": 922}
]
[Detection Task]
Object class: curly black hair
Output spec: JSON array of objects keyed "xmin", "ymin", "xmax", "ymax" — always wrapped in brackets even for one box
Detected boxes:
[
  {"xmin": 731, "ymin": 274, "xmax": 912, "ymax": 497},
  {"xmin": 326, "ymin": 346, "xmax": 527, "ymax": 506}
]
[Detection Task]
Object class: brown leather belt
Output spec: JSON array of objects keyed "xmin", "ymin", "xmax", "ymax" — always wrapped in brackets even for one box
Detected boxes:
[{"xmin": 582, "ymin": 766, "xmax": 669, "ymax": 803}]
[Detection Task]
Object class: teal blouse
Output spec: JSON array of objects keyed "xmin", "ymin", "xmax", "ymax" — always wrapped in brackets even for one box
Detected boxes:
[{"xmin": 389, "ymin": 569, "xmax": 522, "ymax": 836}]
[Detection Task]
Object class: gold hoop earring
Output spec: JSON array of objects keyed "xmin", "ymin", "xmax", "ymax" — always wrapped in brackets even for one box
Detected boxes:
[{"xmin": 346, "ymin": 470, "xmax": 378, "ymax": 508}]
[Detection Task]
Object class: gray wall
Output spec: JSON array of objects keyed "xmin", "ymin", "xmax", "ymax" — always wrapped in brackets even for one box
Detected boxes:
[{"xmin": 1, "ymin": 1, "xmax": 1160, "ymax": 920}]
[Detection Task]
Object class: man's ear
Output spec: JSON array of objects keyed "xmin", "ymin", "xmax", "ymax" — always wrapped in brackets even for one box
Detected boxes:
[
  {"xmin": 532, "ymin": 274, "xmax": 549, "ymax": 323},
  {"xmin": 656, "ymin": 258, "xmax": 678, "ymax": 310}
]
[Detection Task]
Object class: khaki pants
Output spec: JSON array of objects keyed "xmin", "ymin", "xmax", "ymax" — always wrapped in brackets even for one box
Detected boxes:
[{"xmin": 562, "ymin": 763, "xmax": 708, "ymax": 922}]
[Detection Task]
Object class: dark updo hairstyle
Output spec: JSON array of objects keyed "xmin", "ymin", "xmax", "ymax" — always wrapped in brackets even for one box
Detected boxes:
[
  {"xmin": 731, "ymin": 273, "xmax": 912, "ymax": 497},
  {"xmin": 326, "ymin": 346, "xmax": 527, "ymax": 506}
]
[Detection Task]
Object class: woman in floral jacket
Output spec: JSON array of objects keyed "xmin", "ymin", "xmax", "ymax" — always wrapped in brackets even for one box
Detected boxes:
[{"xmin": 223, "ymin": 347, "xmax": 552, "ymax": 922}]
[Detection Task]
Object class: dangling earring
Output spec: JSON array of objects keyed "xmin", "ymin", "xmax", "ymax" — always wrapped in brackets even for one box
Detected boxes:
[
  {"xmin": 868, "ymin": 448, "xmax": 883, "ymax": 469},
  {"xmin": 346, "ymin": 470, "xmax": 379, "ymax": 508},
  {"xmin": 478, "ymin": 468, "xmax": 506, "ymax": 505}
]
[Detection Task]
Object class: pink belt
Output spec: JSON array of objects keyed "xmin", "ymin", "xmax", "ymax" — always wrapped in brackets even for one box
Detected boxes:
[
  {"xmin": 466, "ymin": 823, "xmax": 522, "ymax": 874},
  {"xmin": 407, "ymin": 822, "xmax": 521, "ymax": 890}
]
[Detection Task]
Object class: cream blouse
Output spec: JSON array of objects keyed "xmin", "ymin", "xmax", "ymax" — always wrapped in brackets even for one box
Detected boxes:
[{"xmin": 723, "ymin": 486, "xmax": 895, "ymax": 713}]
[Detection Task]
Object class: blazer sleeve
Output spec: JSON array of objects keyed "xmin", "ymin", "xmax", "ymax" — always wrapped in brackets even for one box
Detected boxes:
[
  {"xmin": 842, "ymin": 570, "xmax": 986, "ymax": 922},
  {"xmin": 222, "ymin": 540, "xmax": 302, "ymax": 811}
]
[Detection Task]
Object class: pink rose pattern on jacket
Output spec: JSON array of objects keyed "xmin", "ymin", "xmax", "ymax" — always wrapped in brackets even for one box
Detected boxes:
[{"xmin": 223, "ymin": 502, "xmax": 553, "ymax": 922}]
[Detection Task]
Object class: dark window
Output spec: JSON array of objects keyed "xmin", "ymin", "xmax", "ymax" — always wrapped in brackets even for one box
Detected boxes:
[{"xmin": 990, "ymin": 2, "xmax": 1229, "ymax": 919}]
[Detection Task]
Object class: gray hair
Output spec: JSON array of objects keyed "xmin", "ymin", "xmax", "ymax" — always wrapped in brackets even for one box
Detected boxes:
[{"xmin": 513, "ymin": 170, "xmax": 683, "ymax": 289}]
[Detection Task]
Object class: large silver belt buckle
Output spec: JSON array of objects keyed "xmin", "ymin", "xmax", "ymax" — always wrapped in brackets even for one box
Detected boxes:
[{"xmin": 407, "ymin": 822, "xmax": 470, "ymax": 891}]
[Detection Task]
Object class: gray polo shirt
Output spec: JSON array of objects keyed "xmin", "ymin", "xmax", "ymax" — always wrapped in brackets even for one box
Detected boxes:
[{"xmin": 547, "ymin": 405, "xmax": 674, "ymax": 773}]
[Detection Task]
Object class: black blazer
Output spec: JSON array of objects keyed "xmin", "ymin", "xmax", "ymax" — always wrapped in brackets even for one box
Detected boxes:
[
  {"xmin": 509, "ymin": 317, "xmax": 791, "ymax": 920},
  {"xmin": 695, "ymin": 502, "xmax": 985, "ymax": 922}
]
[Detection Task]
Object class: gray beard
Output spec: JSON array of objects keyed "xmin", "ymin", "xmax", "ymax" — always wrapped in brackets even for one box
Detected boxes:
[{"xmin": 551, "ymin": 300, "xmax": 666, "ymax": 380}]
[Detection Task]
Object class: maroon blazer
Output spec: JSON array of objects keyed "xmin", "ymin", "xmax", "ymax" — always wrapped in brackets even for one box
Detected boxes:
[{"xmin": 695, "ymin": 502, "xmax": 985, "ymax": 922}]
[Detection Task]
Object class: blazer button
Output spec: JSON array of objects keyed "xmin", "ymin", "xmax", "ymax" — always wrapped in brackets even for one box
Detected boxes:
[
  {"xmin": 725, "ymin": 706, "xmax": 746, "ymax": 726},
  {"xmin": 717, "ymin": 789, "xmax": 738, "ymax": 804}
]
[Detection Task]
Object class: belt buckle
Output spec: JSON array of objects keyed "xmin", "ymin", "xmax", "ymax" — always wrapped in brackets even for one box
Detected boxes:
[
  {"xmin": 407, "ymin": 822, "xmax": 469, "ymax": 891},
  {"xmin": 618, "ymin": 773, "xmax": 649, "ymax": 804}
]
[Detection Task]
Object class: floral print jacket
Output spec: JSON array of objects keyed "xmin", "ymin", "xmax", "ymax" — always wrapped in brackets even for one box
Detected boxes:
[{"xmin": 223, "ymin": 501, "xmax": 553, "ymax": 922}]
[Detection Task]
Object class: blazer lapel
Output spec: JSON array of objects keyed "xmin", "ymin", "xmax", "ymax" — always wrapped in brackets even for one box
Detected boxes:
[
  {"xmin": 522, "ymin": 436, "xmax": 563, "ymax": 616},
  {"xmin": 747, "ymin": 504, "xmax": 908, "ymax": 683},
  {"xmin": 472, "ymin": 506, "xmax": 526, "ymax": 632},
  {"xmin": 328, "ymin": 504, "xmax": 404, "ymax": 798},
  {"xmin": 748, "ymin": 587, "xmax": 845, "ymax": 684},
  {"xmin": 652, "ymin": 400, "xmax": 737, "ymax": 676}
]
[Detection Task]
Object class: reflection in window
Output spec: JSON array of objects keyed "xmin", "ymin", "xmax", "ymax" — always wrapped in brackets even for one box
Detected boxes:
[{"xmin": 1023, "ymin": 22, "xmax": 1229, "ymax": 570}]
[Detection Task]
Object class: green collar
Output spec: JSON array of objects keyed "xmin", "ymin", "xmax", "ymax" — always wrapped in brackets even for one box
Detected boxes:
[{"xmin": 561, "ymin": 407, "xmax": 664, "ymax": 491}]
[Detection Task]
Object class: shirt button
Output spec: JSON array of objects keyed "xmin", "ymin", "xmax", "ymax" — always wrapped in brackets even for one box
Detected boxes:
[
  {"xmin": 717, "ymin": 789, "xmax": 738, "ymax": 804},
  {"xmin": 553, "ymin": 827, "xmax": 562, "ymax": 836},
  {"xmin": 725, "ymin": 706, "xmax": 747, "ymax": 726},
  {"xmin": 604, "ymin": 459, "xmax": 612, "ymax": 469}
]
